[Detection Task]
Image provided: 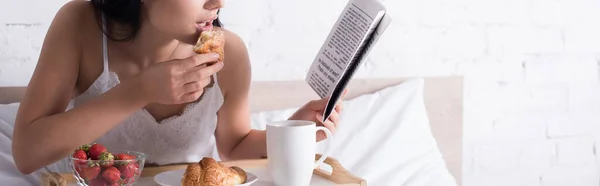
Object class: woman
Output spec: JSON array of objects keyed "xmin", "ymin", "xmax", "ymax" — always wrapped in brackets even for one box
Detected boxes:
[{"xmin": 11, "ymin": 0, "xmax": 344, "ymax": 174}]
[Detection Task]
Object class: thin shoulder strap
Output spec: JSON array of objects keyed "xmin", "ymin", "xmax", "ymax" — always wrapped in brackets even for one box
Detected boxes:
[{"xmin": 101, "ymin": 13, "xmax": 109, "ymax": 73}]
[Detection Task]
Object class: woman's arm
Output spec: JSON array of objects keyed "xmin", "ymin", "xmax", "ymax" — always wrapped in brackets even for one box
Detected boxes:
[
  {"xmin": 213, "ymin": 29, "xmax": 345, "ymax": 160},
  {"xmin": 11, "ymin": 2, "xmax": 148, "ymax": 174},
  {"xmin": 213, "ymin": 29, "xmax": 267, "ymax": 160}
]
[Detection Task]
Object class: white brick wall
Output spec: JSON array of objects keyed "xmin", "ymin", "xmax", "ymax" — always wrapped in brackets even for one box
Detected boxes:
[{"xmin": 1, "ymin": 0, "xmax": 600, "ymax": 186}]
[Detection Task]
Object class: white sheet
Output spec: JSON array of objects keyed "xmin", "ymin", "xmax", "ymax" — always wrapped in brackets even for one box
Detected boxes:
[
  {"xmin": 250, "ymin": 79, "xmax": 458, "ymax": 186},
  {"xmin": 0, "ymin": 103, "xmax": 42, "ymax": 185}
]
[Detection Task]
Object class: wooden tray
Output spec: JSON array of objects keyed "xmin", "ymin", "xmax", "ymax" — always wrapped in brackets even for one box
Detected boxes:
[{"xmin": 41, "ymin": 154, "xmax": 366, "ymax": 186}]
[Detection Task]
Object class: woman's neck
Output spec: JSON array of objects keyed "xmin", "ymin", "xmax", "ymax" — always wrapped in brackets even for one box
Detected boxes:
[{"xmin": 114, "ymin": 13, "xmax": 185, "ymax": 67}]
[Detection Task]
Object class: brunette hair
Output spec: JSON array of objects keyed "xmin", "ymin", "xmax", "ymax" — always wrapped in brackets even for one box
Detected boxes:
[{"xmin": 90, "ymin": 0, "xmax": 223, "ymax": 42}]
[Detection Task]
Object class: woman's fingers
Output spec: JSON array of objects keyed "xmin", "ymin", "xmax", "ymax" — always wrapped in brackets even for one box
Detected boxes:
[
  {"xmin": 317, "ymin": 114, "xmax": 336, "ymax": 133},
  {"xmin": 175, "ymin": 53, "xmax": 220, "ymax": 72},
  {"xmin": 329, "ymin": 110, "xmax": 339, "ymax": 127},
  {"xmin": 182, "ymin": 78, "xmax": 212, "ymax": 94},
  {"xmin": 305, "ymin": 97, "xmax": 329, "ymax": 111},
  {"xmin": 341, "ymin": 88, "xmax": 349, "ymax": 99},
  {"xmin": 180, "ymin": 61, "xmax": 224, "ymax": 84},
  {"xmin": 334, "ymin": 101, "xmax": 343, "ymax": 113},
  {"xmin": 310, "ymin": 89, "xmax": 348, "ymax": 111},
  {"xmin": 181, "ymin": 90, "xmax": 204, "ymax": 103}
]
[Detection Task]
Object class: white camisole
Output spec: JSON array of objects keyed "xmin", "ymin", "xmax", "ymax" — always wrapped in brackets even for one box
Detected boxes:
[{"xmin": 65, "ymin": 19, "xmax": 225, "ymax": 166}]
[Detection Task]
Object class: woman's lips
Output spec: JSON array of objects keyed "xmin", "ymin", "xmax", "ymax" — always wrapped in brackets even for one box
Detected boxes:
[{"xmin": 196, "ymin": 20, "xmax": 214, "ymax": 31}]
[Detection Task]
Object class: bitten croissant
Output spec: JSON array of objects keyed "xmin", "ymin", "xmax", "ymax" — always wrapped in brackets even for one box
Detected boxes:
[
  {"xmin": 193, "ymin": 29, "xmax": 225, "ymax": 62},
  {"xmin": 181, "ymin": 157, "xmax": 247, "ymax": 186},
  {"xmin": 191, "ymin": 29, "xmax": 225, "ymax": 90}
]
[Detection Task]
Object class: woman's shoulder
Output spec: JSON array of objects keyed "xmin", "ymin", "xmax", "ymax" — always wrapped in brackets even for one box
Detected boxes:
[
  {"xmin": 43, "ymin": 1, "xmax": 106, "ymax": 96},
  {"xmin": 53, "ymin": 0, "xmax": 99, "ymax": 30},
  {"xmin": 216, "ymin": 27, "xmax": 249, "ymax": 62},
  {"xmin": 47, "ymin": 0, "xmax": 102, "ymax": 53},
  {"xmin": 50, "ymin": 1, "xmax": 102, "ymax": 44},
  {"xmin": 213, "ymin": 27, "xmax": 252, "ymax": 97}
]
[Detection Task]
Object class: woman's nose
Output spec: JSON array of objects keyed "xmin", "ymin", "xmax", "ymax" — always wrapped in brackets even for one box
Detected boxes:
[{"xmin": 205, "ymin": 0, "xmax": 224, "ymax": 10}]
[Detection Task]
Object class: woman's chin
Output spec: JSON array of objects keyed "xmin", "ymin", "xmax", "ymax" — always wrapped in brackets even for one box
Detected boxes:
[{"xmin": 175, "ymin": 34, "xmax": 200, "ymax": 46}]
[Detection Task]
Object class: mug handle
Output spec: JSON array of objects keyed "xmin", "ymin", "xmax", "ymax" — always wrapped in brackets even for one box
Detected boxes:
[{"xmin": 314, "ymin": 126, "xmax": 334, "ymax": 169}]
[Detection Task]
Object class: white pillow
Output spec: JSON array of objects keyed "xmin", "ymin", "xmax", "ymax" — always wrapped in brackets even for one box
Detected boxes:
[{"xmin": 250, "ymin": 78, "xmax": 458, "ymax": 186}]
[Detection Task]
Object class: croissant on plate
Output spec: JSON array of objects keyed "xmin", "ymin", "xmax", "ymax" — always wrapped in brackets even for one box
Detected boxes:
[{"xmin": 181, "ymin": 157, "xmax": 247, "ymax": 186}]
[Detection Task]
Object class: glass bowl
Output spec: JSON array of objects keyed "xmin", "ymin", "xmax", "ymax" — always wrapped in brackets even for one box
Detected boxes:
[{"xmin": 67, "ymin": 149, "xmax": 146, "ymax": 186}]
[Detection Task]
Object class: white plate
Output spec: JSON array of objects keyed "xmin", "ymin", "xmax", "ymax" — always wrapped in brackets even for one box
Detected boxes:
[{"xmin": 154, "ymin": 169, "xmax": 258, "ymax": 186}]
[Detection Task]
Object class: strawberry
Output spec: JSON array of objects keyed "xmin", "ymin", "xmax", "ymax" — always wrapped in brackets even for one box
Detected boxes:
[
  {"xmin": 74, "ymin": 165, "xmax": 85, "ymax": 178},
  {"xmin": 114, "ymin": 153, "xmax": 136, "ymax": 161},
  {"xmin": 82, "ymin": 165, "xmax": 101, "ymax": 180},
  {"xmin": 76, "ymin": 144, "xmax": 92, "ymax": 153},
  {"xmin": 98, "ymin": 151, "xmax": 114, "ymax": 168},
  {"xmin": 72, "ymin": 149, "xmax": 88, "ymax": 164},
  {"xmin": 114, "ymin": 153, "xmax": 136, "ymax": 166},
  {"xmin": 120, "ymin": 178, "xmax": 133, "ymax": 185},
  {"xmin": 108, "ymin": 183, "xmax": 120, "ymax": 186},
  {"xmin": 118, "ymin": 163, "xmax": 138, "ymax": 179},
  {"xmin": 88, "ymin": 178, "xmax": 107, "ymax": 186},
  {"xmin": 102, "ymin": 166, "xmax": 121, "ymax": 184},
  {"xmin": 88, "ymin": 143, "xmax": 107, "ymax": 160}
]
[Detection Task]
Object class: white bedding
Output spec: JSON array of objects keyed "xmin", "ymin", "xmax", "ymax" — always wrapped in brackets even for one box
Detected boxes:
[
  {"xmin": 0, "ymin": 103, "xmax": 44, "ymax": 185},
  {"xmin": 251, "ymin": 79, "xmax": 458, "ymax": 186},
  {"xmin": 0, "ymin": 78, "xmax": 457, "ymax": 186}
]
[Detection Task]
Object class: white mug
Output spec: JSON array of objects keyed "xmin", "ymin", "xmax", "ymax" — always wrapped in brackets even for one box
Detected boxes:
[{"xmin": 266, "ymin": 120, "xmax": 334, "ymax": 186}]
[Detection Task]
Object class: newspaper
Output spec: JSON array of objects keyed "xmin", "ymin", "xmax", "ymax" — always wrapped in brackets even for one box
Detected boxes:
[{"xmin": 305, "ymin": 0, "xmax": 392, "ymax": 122}]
